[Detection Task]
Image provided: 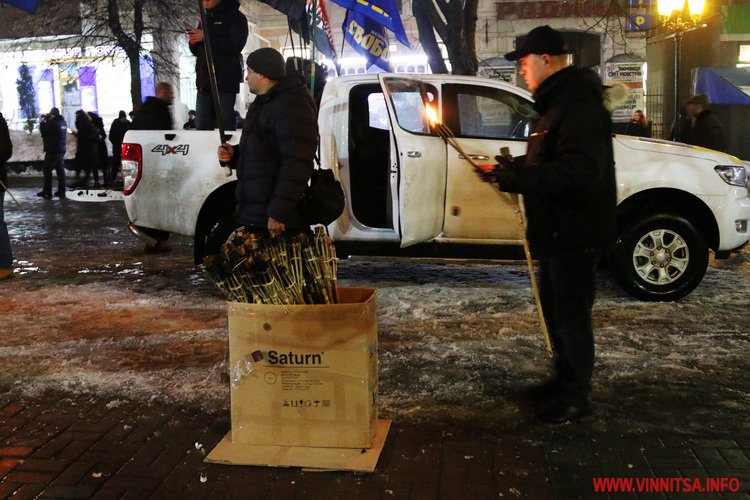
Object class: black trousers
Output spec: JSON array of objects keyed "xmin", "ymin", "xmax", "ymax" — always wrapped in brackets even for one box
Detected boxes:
[
  {"xmin": 538, "ymin": 253, "xmax": 599, "ymax": 407},
  {"xmin": 42, "ymin": 152, "xmax": 66, "ymax": 194}
]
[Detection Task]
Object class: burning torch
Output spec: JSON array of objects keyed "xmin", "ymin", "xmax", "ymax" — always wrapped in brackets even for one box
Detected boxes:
[{"xmin": 425, "ymin": 103, "xmax": 552, "ymax": 357}]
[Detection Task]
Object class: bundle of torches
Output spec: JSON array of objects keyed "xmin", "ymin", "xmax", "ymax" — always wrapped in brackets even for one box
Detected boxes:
[{"xmin": 202, "ymin": 226, "xmax": 338, "ymax": 305}]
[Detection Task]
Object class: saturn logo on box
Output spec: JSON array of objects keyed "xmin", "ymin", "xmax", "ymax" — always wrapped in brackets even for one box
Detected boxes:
[{"xmin": 267, "ymin": 350, "xmax": 323, "ymax": 366}]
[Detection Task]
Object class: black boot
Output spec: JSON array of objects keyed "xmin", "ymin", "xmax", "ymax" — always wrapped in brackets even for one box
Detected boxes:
[{"xmin": 535, "ymin": 398, "xmax": 594, "ymax": 425}]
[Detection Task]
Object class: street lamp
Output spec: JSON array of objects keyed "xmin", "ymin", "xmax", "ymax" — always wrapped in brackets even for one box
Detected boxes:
[{"xmin": 657, "ymin": 0, "xmax": 706, "ymax": 140}]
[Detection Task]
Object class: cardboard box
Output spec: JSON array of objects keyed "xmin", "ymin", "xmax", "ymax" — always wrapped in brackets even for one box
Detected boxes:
[
  {"xmin": 205, "ymin": 420, "xmax": 391, "ymax": 472},
  {"xmin": 227, "ymin": 287, "xmax": 377, "ymax": 449}
]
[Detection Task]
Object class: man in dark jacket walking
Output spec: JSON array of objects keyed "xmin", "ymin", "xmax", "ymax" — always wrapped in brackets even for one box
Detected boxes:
[
  {"xmin": 218, "ymin": 47, "xmax": 317, "ymax": 237},
  {"xmin": 480, "ymin": 26, "xmax": 617, "ymax": 424},
  {"xmin": 38, "ymin": 107, "xmax": 68, "ymax": 198},
  {"xmin": 189, "ymin": 0, "xmax": 248, "ymax": 131},
  {"xmin": 131, "ymin": 83, "xmax": 175, "ymax": 131},
  {"xmin": 681, "ymin": 94, "xmax": 726, "ymax": 152}
]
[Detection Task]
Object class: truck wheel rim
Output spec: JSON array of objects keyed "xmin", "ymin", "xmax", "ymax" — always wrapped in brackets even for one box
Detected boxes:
[{"xmin": 632, "ymin": 229, "xmax": 689, "ymax": 286}]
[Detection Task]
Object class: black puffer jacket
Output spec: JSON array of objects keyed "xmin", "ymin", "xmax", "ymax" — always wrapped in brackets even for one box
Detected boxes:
[
  {"xmin": 131, "ymin": 97, "xmax": 174, "ymax": 131},
  {"xmin": 500, "ymin": 66, "xmax": 617, "ymax": 257},
  {"xmin": 189, "ymin": 0, "xmax": 248, "ymax": 94},
  {"xmin": 230, "ymin": 77, "xmax": 318, "ymax": 228}
]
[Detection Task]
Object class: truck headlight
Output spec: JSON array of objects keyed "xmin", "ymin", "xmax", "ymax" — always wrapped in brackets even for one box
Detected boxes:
[{"xmin": 715, "ymin": 165, "xmax": 748, "ymax": 187}]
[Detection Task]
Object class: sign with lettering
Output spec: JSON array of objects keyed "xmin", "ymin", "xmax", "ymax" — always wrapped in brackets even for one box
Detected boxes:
[
  {"xmin": 496, "ymin": 0, "xmax": 616, "ymax": 20},
  {"xmin": 605, "ymin": 61, "xmax": 646, "ymax": 123},
  {"xmin": 627, "ymin": 14, "xmax": 653, "ymax": 31}
]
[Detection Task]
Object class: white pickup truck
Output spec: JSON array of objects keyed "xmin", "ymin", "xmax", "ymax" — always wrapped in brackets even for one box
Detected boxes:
[{"xmin": 122, "ymin": 73, "xmax": 750, "ymax": 301}]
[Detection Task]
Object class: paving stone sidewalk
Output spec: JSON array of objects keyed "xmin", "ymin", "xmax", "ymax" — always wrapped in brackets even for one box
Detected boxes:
[{"xmin": 2, "ymin": 389, "xmax": 749, "ymax": 499}]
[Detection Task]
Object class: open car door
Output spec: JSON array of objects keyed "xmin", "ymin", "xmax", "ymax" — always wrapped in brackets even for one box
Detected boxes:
[{"xmin": 377, "ymin": 75, "xmax": 447, "ymax": 247}]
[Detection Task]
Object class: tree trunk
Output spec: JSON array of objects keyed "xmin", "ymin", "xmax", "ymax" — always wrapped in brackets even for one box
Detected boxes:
[
  {"xmin": 412, "ymin": 0, "xmax": 479, "ymax": 76},
  {"xmin": 412, "ymin": 0, "xmax": 448, "ymax": 74}
]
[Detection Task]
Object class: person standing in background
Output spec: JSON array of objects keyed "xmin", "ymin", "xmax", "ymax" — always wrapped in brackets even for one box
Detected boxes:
[
  {"xmin": 38, "ymin": 107, "xmax": 68, "ymax": 199},
  {"xmin": 681, "ymin": 94, "xmax": 727, "ymax": 152},
  {"xmin": 88, "ymin": 112, "xmax": 108, "ymax": 187},
  {"xmin": 109, "ymin": 110, "xmax": 131, "ymax": 186},
  {"xmin": 625, "ymin": 109, "xmax": 651, "ymax": 138},
  {"xmin": 0, "ymin": 112, "xmax": 13, "ymax": 280},
  {"xmin": 73, "ymin": 110, "xmax": 101, "ymax": 188},
  {"xmin": 188, "ymin": 0, "xmax": 248, "ymax": 131},
  {"xmin": 130, "ymin": 83, "xmax": 175, "ymax": 131},
  {"xmin": 183, "ymin": 110, "xmax": 197, "ymax": 129}
]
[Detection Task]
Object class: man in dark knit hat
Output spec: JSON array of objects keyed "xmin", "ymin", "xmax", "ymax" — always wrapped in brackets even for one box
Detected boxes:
[
  {"xmin": 217, "ymin": 47, "xmax": 317, "ymax": 239},
  {"xmin": 478, "ymin": 25, "xmax": 617, "ymax": 425}
]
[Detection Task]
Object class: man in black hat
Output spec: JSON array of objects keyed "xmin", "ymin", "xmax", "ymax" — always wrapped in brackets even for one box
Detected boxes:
[
  {"xmin": 39, "ymin": 107, "xmax": 68, "ymax": 199},
  {"xmin": 681, "ymin": 94, "xmax": 726, "ymax": 152},
  {"xmin": 217, "ymin": 47, "xmax": 317, "ymax": 239},
  {"xmin": 478, "ymin": 25, "xmax": 617, "ymax": 424}
]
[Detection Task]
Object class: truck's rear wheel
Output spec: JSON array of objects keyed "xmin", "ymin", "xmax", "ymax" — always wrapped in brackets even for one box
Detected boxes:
[
  {"xmin": 195, "ymin": 211, "xmax": 239, "ymax": 263},
  {"xmin": 612, "ymin": 214, "xmax": 708, "ymax": 301}
]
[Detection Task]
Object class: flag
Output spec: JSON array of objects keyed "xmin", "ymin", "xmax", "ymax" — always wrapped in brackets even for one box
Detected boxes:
[
  {"xmin": 2, "ymin": 0, "xmax": 39, "ymax": 13},
  {"xmin": 343, "ymin": 9, "xmax": 391, "ymax": 71},
  {"xmin": 307, "ymin": 0, "xmax": 338, "ymax": 67},
  {"xmin": 258, "ymin": 0, "xmax": 310, "ymax": 42},
  {"xmin": 330, "ymin": 0, "xmax": 409, "ymax": 48}
]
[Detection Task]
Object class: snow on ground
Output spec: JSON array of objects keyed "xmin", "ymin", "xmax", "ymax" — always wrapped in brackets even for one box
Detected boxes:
[{"xmin": 1, "ymin": 178, "xmax": 749, "ymax": 437}]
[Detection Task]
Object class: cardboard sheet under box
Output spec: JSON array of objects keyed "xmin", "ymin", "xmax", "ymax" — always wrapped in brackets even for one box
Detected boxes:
[
  {"xmin": 205, "ymin": 420, "xmax": 391, "ymax": 472},
  {"xmin": 228, "ymin": 287, "xmax": 377, "ymax": 449}
]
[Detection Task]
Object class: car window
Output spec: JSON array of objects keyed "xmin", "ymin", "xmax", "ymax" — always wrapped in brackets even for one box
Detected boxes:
[
  {"xmin": 368, "ymin": 93, "xmax": 390, "ymax": 130},
  {"xmin": 381, "ymin": 78, "xmax": 438, "ymax": 135},
  {"xmin": 443, "ymin": 84, "xmax": 534, "ymax": 140}
]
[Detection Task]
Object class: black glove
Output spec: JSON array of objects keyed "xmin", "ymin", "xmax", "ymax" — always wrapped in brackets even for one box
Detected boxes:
[{"xmin": 475, "ymin": 155, "xmax": 519, "ymax": 192}]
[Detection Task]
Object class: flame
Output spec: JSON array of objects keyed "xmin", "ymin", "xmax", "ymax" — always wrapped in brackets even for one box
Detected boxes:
[{"xmin": 425, "ymin": 104, "xmax": 440, "ymax": 125}]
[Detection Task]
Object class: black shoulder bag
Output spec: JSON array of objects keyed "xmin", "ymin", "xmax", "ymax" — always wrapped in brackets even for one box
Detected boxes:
[{"xmin": 299, "ymin": 156, "xmax": 345, "ymax": 226}]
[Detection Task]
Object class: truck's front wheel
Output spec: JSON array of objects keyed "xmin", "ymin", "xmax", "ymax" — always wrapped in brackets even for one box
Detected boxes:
[{"xmin": 611, "ymin": 214, "xmax": 708, "ymax": 301}]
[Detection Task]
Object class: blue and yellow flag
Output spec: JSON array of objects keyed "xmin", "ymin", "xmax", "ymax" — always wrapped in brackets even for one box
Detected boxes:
[
  {"xmin": 3, "ymin": 0, "xmax": 39, "ymax": 13},
  {"xmin": 331, "ymin": 0, "xmax": 409, "ymax": 48},
  {"xmin": 343, "ymin": 9, "xmax": 391, "ymax": 71}
]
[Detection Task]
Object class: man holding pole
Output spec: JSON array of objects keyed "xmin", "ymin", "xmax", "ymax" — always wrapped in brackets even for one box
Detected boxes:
[
  {"xmin": 217, "ymin": 48, "xmax": 317, "ymax": 238},
  {"xmin": 188, "ymin": 0, "xmax": 248, "ymax": 131},
  {"xmin": 478, "ymin": 25, "xmax": 617, "ymax": 424}
]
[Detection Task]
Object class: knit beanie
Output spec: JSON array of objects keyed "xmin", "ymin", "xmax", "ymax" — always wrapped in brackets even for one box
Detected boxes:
[{"xmin": 246, "ymin": 48, "xmax": 286, "ymax": 81}]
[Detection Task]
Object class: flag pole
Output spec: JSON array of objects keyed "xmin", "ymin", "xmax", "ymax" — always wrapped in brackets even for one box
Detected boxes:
[
  {"xmin": 308, "ymin": 0, "xmax": 317, "ymax": 96},
  {"xmin": 198, "ymin": 0, "xmax": 232, "ymax": 177}
]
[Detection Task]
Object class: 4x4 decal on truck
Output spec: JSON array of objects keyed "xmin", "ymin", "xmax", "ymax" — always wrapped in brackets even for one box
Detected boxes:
[{"xmin": 151, "ymin": 144, "xmax": 189, "ymax": 156}]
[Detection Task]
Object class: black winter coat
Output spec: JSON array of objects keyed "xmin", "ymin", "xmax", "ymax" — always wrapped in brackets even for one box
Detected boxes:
[
  {"xmin": 189, "ymin": 0, "xmax": 248, "ymax": 94},
  {"xmin": 109, "ymin": 118, "xmax": 130, "ymax": 150},
  {"xmin": 682, "ymin": 109, "xmax": 726, "ymax": 152},
  {"xmin": 230, "ymin": 77, "xmax": 318, "ymax": 228},
  {"xmin": 131, "ymin": 97, "xmax": 174, "ymax": 131},
  {"xmin": 74, "ymin": 116, "xmax": 99, "ymax": 170},
  {"xmin": 498, "ymin": 66, "xmax": 617, "ymax": 257},
  {"xmin": 0, "ymin": 113, "xmax": 11, "ymax": 165},
  {"xmin": 40, "ymin": 115, "xmax": 68, "ymax": 154}
]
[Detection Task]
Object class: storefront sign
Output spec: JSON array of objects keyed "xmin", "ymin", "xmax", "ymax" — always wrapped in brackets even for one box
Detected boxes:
[
  {"xmin": 496, "ymin": 0, "xmax": 615, "ymax": 20},
  {"xmin": 605, "ymin": 61, "xmax": 646, "ymax": 123}
]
